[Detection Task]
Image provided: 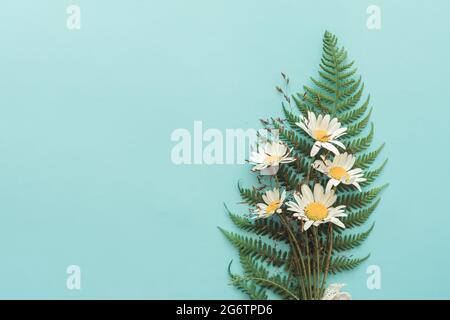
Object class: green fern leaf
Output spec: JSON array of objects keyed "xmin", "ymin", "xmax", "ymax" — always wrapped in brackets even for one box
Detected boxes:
[
  {"xmin": 337, "ymin": 184, "xmax": 388, "ymax": 210},
  {"xmin": 228, "ymin": 261, "xmax": 268, "ymax": 300},
  {"xmin": 238, "ymin": 183, "xmax": 262, "ymax": 205},
  {"xmin": 342, "ymin": 199, "xmax": 380, "ymax": 228},
  {"xmin": 225, "ymin": 205, "xmax": 288, "ymax": 242},
  {"xmin": 354, "ymin": 143, "xmax": 385, "ymax": 169},
  {"xmin": 292, "ymin": 94, "xmax": 311, "ymax": 116},
  {"xmin": 364, "ymin": 159, "xmax": 388, "ymax": 185},
  {"xmin": 219, "ymin": 228, "xmax": 288, "ymax": 267},
  {"xmin": 274, "ymin": 122, "xmax": 312, "ymax": 156},
  {"xmin": 333, "ymin": 223, "xmax": 375, "ymax": 252},
  {"xmin": 339, "ymin": 95, "xmax": 369, "ymax": 124},
  {"xmin": 239, "ymin": 255, "xmax": 299, "ymax": 300},
  {"xmin": 328, "ymin": 254, "xmax": 370, "ymax": 274},
  {"xmin": 346, "ymin": 108, "xmax": 372, "ymax": 136},
  {"xmin": 345, "ymin": 123, "xmax": 374, "ymax": 154}
]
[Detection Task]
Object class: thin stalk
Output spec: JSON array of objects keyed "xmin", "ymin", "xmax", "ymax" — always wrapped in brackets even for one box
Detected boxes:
[
  {"xmin": 279, "ymin": 214, "xmax": 309, "ymax": 299},
  {"xmin": 304, "ymin": 229, "xmax": 314, "ymax": 299},
  {"xmin": 246, "ymin": 276, "xmax": 299, "ymax": 300},
  {"xmin": 313, "ymin": 228, "xmax": 321, "ymax": 299},
  {"xmin": 320, "ymin": 224, "xmax": 334, "ymax": 296}
]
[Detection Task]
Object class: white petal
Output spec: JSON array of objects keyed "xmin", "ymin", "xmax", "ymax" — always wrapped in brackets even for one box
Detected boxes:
[
  {"xmin": 297, "ymin": 122, "xmax": 311, "ymax": 136},
  {"xmin": 322, "ymin": 114, "xmax": 331, "ymax": 129},
  {"xmin": 303, "ymin": 220, "xmax": 314, "ymax": 231},
  {"xmin": 348, "ymin": 168, "xmax": 363, "ymax": 175},
  {"xmin": 317, "ymin": 114, "xmax": 324, "ymax": 129},
  {"xmin": 332, "ymin": 127, "xmax": 347, "ymax": 137},
  {"xmin": 330, "ymin": 218, "xmax": 345, "ymax": 229},
  {"xmin": 325, "ymin": 179, "xmax": 336, "ymax": 193},
  {"xmin": 313, "ymin": 183, "xmax": 324, "ymax": 202},
  {"xmin": 328, "ymin": 117, "xmax": 340, "ymax": 133},
  {"xmin": 280, "ymin": 190, "xmax": 286, "ymax": 202},
  {"xmin": 332, "ymin": 140, "xmax": 346, "ymax": 151},
  {"xmin": 301, "ymin": 184, "xmax": 314, "ymax": 203},
  {"xmin": 310, "ymin": 141, "xmax": 321, "ymax": 157},
  {"xmin": 323, "ymin": 191, "xmax": 337, "ymax": 207},
  {"xmin": 322, "ymin": 142, "xmax": 340, "ymax": 155}
]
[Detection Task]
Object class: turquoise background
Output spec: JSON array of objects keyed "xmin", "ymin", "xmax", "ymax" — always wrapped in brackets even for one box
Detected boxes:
[{"xmin": 0, "ymin": 0, "xmax": 449, "ymax": 299}]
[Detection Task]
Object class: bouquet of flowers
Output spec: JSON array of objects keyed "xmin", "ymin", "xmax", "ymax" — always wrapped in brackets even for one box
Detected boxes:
[{"xmin": 220, "ymin": 31, "xmax": 387, "ymax": 300}]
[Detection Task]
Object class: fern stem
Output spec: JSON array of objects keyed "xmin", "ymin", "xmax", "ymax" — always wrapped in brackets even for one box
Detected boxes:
[
  {"xmin": 313, "ymin": 228, "xmax": 321, "ymax": 299},
  {"xmin": 320, "ymin": 224, "xmax": 334, "ymax": 296},
  {"xmin": 304, "ymin": 229, "xmax": 313, "ymax": 299},
  {"xmin": 279, "ymin": 214, "xmax": 309, "ymax": 299},
  {"xmin": 245, "ymin": 276, "xmax": 299, "ymax": 300}
]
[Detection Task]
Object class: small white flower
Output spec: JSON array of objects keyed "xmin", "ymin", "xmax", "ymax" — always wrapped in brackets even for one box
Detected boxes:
[
  {"xmin": 252, "ymin": 188, "xmax": 286, "ymax": 219},
  {"xmin": 322, "ymin": 283, "xmax": 352, "ymax": 300},
  {"xmin": 249, "ymin": 140, "xmax": 295, "ymax": 175},
  {"xmin": 313, "ymin": 152, "xmax": 366, "ymax": 192},
  {"xmin": 296, "ymin": 111, "xmax": 347, "ymax": 157},
  {"xmin": 286, "ymin": 183, "xmax": 347, "ymax": 231}
]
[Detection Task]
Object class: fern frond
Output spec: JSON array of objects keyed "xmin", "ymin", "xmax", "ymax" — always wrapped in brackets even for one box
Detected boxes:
[
  {"xmin": 336, "ymin": 84, "xmax": 364, "ymax": 112},
  {"xmin": 337, "ymin": 68, "xmax": 358, "ymax": 82},
  {"xmin": 274, "ymin": 122, "xmax": 312, "ymax": 156},
  {"xmin": 342, "ymin": 199, "xmax": 380, "ymax": 228},
  {"xmin": 345, "ymin": 123, "xmax": 374, "ymax": 154},
  {"xmin": 238, "ymin": 183, "xmax": 262, "ymax": 205},
  {"xmin": 277, "ymin": 164, "xmax": 304, "ymax": 191},
  {"xmin": 303, "ymin": 85, "xmax": 335, "ymax": 105},
  {"xmin": 303, "ymin": 91, "xmax": 331, "ymax": 114},
  {"xmin": 310, "ymin": 77, "xmax": 335, "ymax": 94},
  {"xmin": 355, "ymin": 143, "xmax": 385, "ymax": 169},
  {"xmin": 283, "ymin": 105, "xmax": 302, "ymax": 129},
  {"xmin": 346, "ymin": 108, "xmax": 372, "ymax": 136},
  {"xmin": 239, "ymin": 255, "xmax": 299, "ymax": 300},
  {"xmin": 364, "ymin": 159, "xmax": 388, "ymax": 185},
  {"xmin": 337, "ymin": 184, "xmax": 388, "ymax": 210},
  {"xmin": 340, "ymin": 77, "xmax": 362, "ymax": 99},
  {"xmin": 333, "ymin": 223, "xmax": 375, "ymax": 252},
  {"xmin": 328, "ymin": 254, "xmax": 370, "ymax": 274},
  {"xmin": 339, "ymin": 95, "xmax": 370, "ymax": 124},
  {"xmin": 228, "ymin": 261, "xmax": 268, "ymax": 300},
  {"xmin": 293, "ymin": 94, "xmax": 311, "ymax": 116},
  {"xmin": 338, "ymin": 60, "xmax": 355, "ymax": 73},
  {"xmin": 225, "ymin": 205, "xmax": 288, "ymax": 242},
  {"xmin": 219, "ymin": 228, "xmax": 288, "ymax": 267}
]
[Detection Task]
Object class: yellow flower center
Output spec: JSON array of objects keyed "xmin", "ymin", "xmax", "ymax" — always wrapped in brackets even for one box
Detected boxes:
[
  {"xmin": 266, "ymin": 200, "xmax": 281, "ymax": 214},
  {"xmin": 265, "ymin": 155, "xmax": 281, "ymax": 164},
  {"xmin": 313, "ymin": 130, "xmax": 330, "ymax": 142},
  {"xmin": 329, "ymin": 166, "xmax": 350, "ymax": 182},
  {"xmin": 305, "ymin": 202, "xmax": 328, "ymax": 221}
]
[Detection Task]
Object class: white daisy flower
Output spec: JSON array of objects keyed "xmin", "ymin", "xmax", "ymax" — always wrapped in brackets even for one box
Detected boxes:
[
  {"xmin": 286, "ymin": 183, "xmax": 347, "ymax": 231},
  {"xmin": 296, "ymin": 111, "xmax": 347, "ymax": 157},
  {"xmin": 249, "ymin": 140, "xmax": 295, "ymax": 175},
  {"xmin": 251, "ymin": 188, "xmax": 286, "ymax": 219},
  {"xmin": 312, "ymin": 152, "xmax": 367, "ymax": 192},
  {"xmin": 322, "ymin": 283, "xmax": 352, "ymax": 300}
]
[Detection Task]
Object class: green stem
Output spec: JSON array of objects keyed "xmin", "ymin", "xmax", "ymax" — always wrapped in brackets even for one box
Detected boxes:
[
  {"xmin": 320, "ymin": 224, "xmax": 334, "ymax": 296},
  {"xmin": 304, "ymin": 229, "xmax": 313, "ymax": 299},
  {"xmin": 279, "ymin": 214, "xmax": 309, "ymax": 299},
  {"xmin": 313, "ymin": 227, "xmax": 321, "ymax": 299},
  {"xmin": 245, "ymin": 276, "xmax": 299, "ymax": 300}
]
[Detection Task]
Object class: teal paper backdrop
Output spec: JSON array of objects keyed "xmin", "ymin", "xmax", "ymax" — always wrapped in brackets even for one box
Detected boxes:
[{"xmin": 0, "ymin": 0, "xmax": 449, "ymax": 299}]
